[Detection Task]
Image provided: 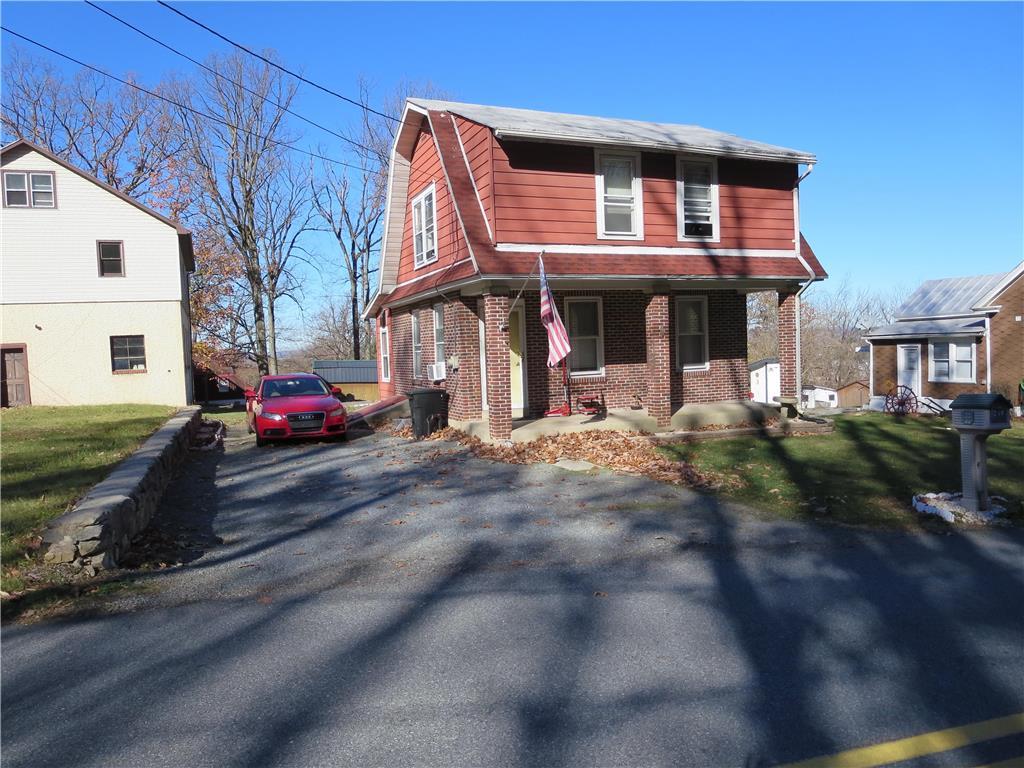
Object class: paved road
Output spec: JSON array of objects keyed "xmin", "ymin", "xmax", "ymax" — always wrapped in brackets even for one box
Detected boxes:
[{"xmin": 3, "ymin": 426, "xmax": 1023, "ymax": 767}]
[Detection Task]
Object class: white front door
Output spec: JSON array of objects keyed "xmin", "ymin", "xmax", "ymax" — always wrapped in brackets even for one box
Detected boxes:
[
  {"xmin": 508, "ymin": 306, "xmax": 527, "ymax": 416},
  {"xmin": 897, "ymin": 344, "xmax": 921, "ymax": 395}
]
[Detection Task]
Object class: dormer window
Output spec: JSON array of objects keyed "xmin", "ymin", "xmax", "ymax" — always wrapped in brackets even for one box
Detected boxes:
[
  {"xmin": 412, "ymin": 184, "xmax": 437, "ymax": 268},
  {"xmin": 677, "ymin": 157, "xmax": 719, "ymax": 241},
  {"xmin": 3, "ymin": 171, "xmax": 55, "ymax": 208},
  {"xmin": 596, "ymin": 150, "xmax": 643, "ymax": 239}
]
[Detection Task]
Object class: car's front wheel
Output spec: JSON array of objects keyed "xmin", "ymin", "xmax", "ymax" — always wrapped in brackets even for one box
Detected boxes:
[{"xmin": 255, "ymin": 431, "xmax": 267, "ymax": 448}]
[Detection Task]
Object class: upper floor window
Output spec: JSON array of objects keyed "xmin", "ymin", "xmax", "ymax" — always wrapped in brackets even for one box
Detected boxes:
[
  {"xmin": 412, "ymin": 184, "xmax": 437, "ymax": 268},
  {"xmin": 929, "ymin": 339, "xmax": 975, "ymax": 383},
  {"xmin": 677, "ymin": 157, "xmax": 719, "ymax": 241},
  {"xmin": 596, "ymin": 150, "xmax": 643, "ymax": 239},
  {"xmin": 3, "ymin": 171, "xmax": 55, "ymax": 208},
  {"xmin": 97, "ymin": 241, "xmax": 125, "ymax": 277},
  {"xmin": 675, "ymin": 296, "xmax": 709, "ymax": 371},
  {"xmin": 110, "ymin": 335, "xmax": 146, "ymax": 373},
  {"xmin": 565, "ymin": 297, "xmax": 604, "ymax": 376}
]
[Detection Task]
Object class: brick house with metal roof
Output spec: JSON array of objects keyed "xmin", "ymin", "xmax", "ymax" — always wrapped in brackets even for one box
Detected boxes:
[
  {"xmin": 864, "ymin": 262, "xmax": 1024, "ymax": 412},
  {"xmin": 364, "ymin": 100, "xmax": 827, "ymax": 441}
]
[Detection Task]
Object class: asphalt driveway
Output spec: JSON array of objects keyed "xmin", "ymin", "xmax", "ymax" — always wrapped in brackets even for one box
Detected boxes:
[{"xmin": 2, "ymin": 425, "xmax": 1023, "ymax": 767}]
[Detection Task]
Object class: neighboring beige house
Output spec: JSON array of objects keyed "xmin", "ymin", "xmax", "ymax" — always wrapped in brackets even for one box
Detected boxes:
[{"xmin": 1, "ymin": 139, "xmax": 195, "ymax": 407}]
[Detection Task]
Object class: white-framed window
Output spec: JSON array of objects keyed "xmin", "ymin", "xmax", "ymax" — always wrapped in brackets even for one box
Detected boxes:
[
  {"xmin": 595, "ymin": 150, "xmax": 643, "ymax": 240},
  {"xmin": 675, "ymin": 296, "xmax": 709, "ymax": 371},
  {"xmin": 379, "ymin": 324, "xmax": 391, "ymax": 382},
  {"xmin": 411, "ymin": 184, "xmax": 438, "ymax": 268},
  {"xmin": 433, "ymin": 304, "xmax": 445, "ymax": 364},
  {"xmin": 929, "ymin": 339, "xmax": 975, "ymax": 383},
  {"xmin": 565, "ymin": 297, "xmax": 604, "ymax": 376},
  {"xmin": 676, "ymin": 157, "xmax": 719, "ymax": 241},
  {"xmin": 411, "ymin": 311, "xmax": 423, "ymax": 378},
  {"xmin": 3, "ymin": 171, "xmax": 55, "ymax": 208}
]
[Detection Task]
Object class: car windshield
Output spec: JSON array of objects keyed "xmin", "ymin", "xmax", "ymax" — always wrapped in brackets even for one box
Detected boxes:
[{"xmin": 261, "ymin": 377, "xmax": 329, "ymax": 398}]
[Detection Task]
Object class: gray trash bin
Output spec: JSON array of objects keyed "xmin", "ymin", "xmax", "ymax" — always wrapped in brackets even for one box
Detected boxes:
[{"xmin": 408, "ymin": 388, "xmax": 448, "ymax": 438}]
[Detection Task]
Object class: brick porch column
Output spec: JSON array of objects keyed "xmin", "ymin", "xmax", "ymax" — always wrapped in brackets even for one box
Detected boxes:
[
  {"xmin": 645, "ymin": 293, "xmax": 672, "ymax": 428},
  {"xmin": 482, "ymin": 293, "xmax": 512, "ymax": 442},
  {"xmin": 778, "ymin": 290, "xmax": 798, "ymax": 399}
]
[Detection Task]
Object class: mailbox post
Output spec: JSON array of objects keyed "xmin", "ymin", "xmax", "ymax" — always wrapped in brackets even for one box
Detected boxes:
[{"xmin": 949, "ymin": 393, "xmax": 1012, "ymax": 512}]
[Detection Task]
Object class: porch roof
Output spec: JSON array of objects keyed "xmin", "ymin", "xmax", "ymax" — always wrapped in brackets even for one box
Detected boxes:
[{"xmin": 864, "ymin": 317, "xmax": 987, "ymax": 339}]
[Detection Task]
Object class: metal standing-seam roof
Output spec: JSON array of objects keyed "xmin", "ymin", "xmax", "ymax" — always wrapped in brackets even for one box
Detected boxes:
[
  {"xmin": 312, "ymin": 360, "xmax": 378, "ymax": 384},
  {"xmin": 864, "ymin": 317, "xmax": 987, "ymax": 339},
  {"xmin": 895, "ymin": 272, "xmax": 1009, "ymax": 319},
  {"xmin": 408, "ymin": 99, "xmax": 817, "ymax": 164}
]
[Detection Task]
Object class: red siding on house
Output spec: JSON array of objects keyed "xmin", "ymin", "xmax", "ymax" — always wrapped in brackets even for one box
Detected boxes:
[
  {"xmin": 395, "ymin": 126, "xmax": 472, "ymax": 285},
  {"xmin": 454, "ymin": 116, "xmax": 494, "ymax": 238},
  {"xmin": 491, "ymin": 139, "xmax": 796, "ymax": 249}
]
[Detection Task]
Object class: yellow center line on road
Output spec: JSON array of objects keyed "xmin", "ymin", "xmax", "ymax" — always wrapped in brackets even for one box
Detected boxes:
[{"xmin": 779, "ymin": 712, "xmax": 1024, "ymax": 768}]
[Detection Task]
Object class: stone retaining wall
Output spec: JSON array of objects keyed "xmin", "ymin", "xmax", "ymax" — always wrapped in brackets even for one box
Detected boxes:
[{"xmin": 43, "ymin": 406, "xmax": 202, "ymax": 570}]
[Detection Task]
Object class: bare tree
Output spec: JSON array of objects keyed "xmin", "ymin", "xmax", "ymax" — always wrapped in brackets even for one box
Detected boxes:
[
  {"xmin": 1, "ymin": 46, "xmax": 182, "ymax": 199},
  {"xmin": 174, "ymin": 52, "xmax": 309, "ymax": 375}
]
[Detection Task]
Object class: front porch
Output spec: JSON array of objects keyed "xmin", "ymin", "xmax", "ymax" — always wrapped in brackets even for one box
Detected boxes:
[
  {"xmin": 453, "ymin": 400, "xmax": 782, "ymax": 444},
  {"xmin": 472, "ymin": 284, "xmax": 800, "ymax": 442}
]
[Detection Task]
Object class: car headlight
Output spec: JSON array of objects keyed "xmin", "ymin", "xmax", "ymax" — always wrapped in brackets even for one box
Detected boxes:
[
  {"xmin": 262, "ymin": 411, "xmax": 285, "ymax": 421},
  {"xmin": 328, "ymin": 406, "xmax": 346, "ymax": 418}
]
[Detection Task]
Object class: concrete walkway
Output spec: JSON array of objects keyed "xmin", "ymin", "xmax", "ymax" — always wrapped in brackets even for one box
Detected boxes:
[{"xmin": 2, "ymin": 427, "xmax": 1022, "ymax": 767}]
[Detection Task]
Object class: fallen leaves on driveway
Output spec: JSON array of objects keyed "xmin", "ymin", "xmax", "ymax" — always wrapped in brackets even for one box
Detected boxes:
[{"xmin": 385, "ymin": 425, "xmax": 712, "ymax": 489}]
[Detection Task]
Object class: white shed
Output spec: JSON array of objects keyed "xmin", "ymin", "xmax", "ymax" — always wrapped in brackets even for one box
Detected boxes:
[{"xmin": 749, "ymin": 357, "xmax": 780, "ymax": 405}]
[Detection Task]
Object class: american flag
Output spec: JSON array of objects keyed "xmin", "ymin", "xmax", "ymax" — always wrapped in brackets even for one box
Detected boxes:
[{"xmin": 539, "ymin": 256, "xmax": 571, "ymax": 367}]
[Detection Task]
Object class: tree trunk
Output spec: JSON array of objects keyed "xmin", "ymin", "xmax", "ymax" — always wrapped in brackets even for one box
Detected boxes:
[
  {"xmin": 350, "ymin": 291, "xmax": 361, "ymax": 360},
  {"xmin": 266, "ymin": 296, "xmax": 279, "ymax": 374},
  {"xmin": 250, "ymin": 278, "xmax": 271, "ymax": 375}
]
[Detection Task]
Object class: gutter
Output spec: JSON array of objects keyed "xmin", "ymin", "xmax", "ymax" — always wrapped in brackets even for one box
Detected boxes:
[{"xmin": 792, "ymin": 162, "xmax": 819, "ymax": 395}]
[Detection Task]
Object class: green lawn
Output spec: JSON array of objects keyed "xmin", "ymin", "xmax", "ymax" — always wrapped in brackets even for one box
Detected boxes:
[
  {"xmin": 660, "ymin": 412, "xmax": 1024, "ymax": 527},
  {"xmin": 1, "ymin": 405, "xmax": 174, "ymax": 582}
]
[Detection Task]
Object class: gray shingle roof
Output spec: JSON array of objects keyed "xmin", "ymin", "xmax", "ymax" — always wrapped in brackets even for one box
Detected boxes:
[
  {"xmin": 312, "ymin": 360, "xmax": 378, "ymax": 384},
  {"xmin": 895, "ymin": 271, "xmax": 1008, "ymax": 319},
  {"xmin": 864, "ymin": 317, "xmax": 987, "ymax": 339},
  {"xmin": 409, "ymin": 99, "xmax": 816, "ymax": 163}
]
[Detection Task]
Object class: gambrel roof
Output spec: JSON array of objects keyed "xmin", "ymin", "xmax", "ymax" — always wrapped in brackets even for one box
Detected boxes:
[{"xmin": 408, "ymin": 99, "xmax": 816, "ymax": 164}]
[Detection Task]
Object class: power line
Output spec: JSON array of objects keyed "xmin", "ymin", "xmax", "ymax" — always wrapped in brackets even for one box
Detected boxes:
[
  {"xmin": 156, "ymin": 1, "xmax": 400, "ymax": 124},
  {"xmin": 83, "ymin": 0, "xmax": 377, "ymax": 156},
  {"xmin": 0, "ymin": 25, "xmax": 377, "ymax": 172}
]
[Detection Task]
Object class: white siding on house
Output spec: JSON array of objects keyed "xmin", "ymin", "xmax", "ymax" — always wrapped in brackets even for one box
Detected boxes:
[{"xmin": 1, "ymin": 146, "xmax": 184, "ymax": 305}]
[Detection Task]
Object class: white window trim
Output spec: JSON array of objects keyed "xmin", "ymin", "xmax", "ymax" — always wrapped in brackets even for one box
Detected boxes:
[
  {"xmin": 379, "ymin": 325, "xmax": 391, "ymax": 382},
  {"xmin": 411, "ymin": 183, "xmax": 438, "ymax": 269},
  {"xmin": 411, "ymin": 312, "xmax": 423, "ymax": 378},
  {"xmin": 564, "ymin": 296, "xmax": 605, "ymax": 377},
  {"xmin": 433, "ymin": 303, "xmax": 445, "ymax": 363},
  {"xmin": 928, "ymin": 337, "xmax": 976, "ymax": 384},
  {"xmin": 675, "ymin": 295, "xmax": 710, "ymax": 372},
  {"xmin": 595, "ymin": 149, "xmax": 644, "ymax": 240},
  {"xmin": 676, "ymin": 155, "xmax": 720, "ymax": 243}
]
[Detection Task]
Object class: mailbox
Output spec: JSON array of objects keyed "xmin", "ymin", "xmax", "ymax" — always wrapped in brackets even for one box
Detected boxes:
[{"xmin": 949, "ymin": 393, "xmax": 1012, "ymax": 512}]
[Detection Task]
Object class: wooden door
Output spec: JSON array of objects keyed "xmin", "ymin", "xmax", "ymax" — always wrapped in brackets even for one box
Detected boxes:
[{"xmin": 1, "ymin": 346, "xmax": 30, "ymax": 407}]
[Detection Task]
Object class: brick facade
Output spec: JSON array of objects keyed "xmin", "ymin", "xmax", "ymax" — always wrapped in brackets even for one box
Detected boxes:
[
  {"xmin": 989, "ymin": 274, "xmax": 1023, "ymax": 401},
  {"xmin": 379, "ymin": 286, "xmax": 765, "ymax": 433},
  {"xmin": 778, "ymin": 291, "xmax": 798, "ymax": 398},
  {"xmin": 871, "ymin": 337, "xmax": 988, "ymax": 400}
]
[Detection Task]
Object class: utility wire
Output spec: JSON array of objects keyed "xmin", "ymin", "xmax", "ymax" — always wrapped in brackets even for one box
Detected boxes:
[
  {"xmin": 1, "ymin": 26, "xmax": 375, "ymax": 172},
  {"xmin": 84, "ymin": 0, "xmax": 378, "ymax": 156},
  {"xmin": 156, "ymin": 1, "xmax": 400, "ymax": 123}
]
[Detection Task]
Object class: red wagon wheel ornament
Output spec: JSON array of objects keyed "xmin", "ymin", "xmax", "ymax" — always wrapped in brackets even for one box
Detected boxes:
[{"xmin": 884, "ymin": 385, "xmax": 918, "ymax": 415}]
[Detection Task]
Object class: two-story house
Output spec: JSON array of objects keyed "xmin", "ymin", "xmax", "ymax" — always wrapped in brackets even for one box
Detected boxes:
[
  {"xmin": 864, "ymin": 262, "xmax": 1023, "ymax": 412},
  {"xmin": 365, "ymin": 100, "xmax": 827, "ymax": 441},
  {"xmin": 1, "ymin": 139, "xmax": 194, "ymax": 407}
]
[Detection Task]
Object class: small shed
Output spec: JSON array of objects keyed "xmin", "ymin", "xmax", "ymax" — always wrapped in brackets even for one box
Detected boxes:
[
  {"xmin": 193, "ymin": 367, "xmax": 248, "ymax": 404},
  {"xmin": 749, "ymin": 357, "xmax": 780, "ymax": 405},
  {"xmin": 801, "ymin": 384, "xmax": 838, "ymax": 408},
  {"xmin": 312, "ymin": 359, "xmax": 379, "ymax": 402},
  {"xmin": 837, "ymin": 380, "xmax": 870, "ymax": 409}
]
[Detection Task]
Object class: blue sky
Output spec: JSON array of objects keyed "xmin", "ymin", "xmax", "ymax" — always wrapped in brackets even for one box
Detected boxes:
[{"xmin": 3, "ymin": 1, "xmax": 1022, "ymax": 312}]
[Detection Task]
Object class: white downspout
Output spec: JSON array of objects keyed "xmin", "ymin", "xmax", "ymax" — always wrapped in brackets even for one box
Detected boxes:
[{"xmin": 985, "ymin": 315, "xmax": 992, "ymax": 393}]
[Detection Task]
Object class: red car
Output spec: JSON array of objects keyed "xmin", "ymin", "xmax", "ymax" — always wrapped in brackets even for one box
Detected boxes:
[{"xmin": 245, "ymin": 373, "xmax": 348, "ymax": 447}]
